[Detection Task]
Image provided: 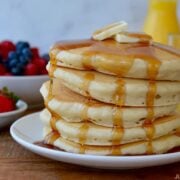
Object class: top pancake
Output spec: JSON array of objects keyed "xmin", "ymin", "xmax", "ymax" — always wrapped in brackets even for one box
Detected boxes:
[{"xmin": 50, "ymin": 39, "xmax": 180, "ymax": 81}]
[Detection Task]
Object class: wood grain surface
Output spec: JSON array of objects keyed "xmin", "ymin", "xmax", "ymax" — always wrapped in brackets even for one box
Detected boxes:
[{"xmin": 0, "ymin": 111, "xmax": 180, "ymax": 180}]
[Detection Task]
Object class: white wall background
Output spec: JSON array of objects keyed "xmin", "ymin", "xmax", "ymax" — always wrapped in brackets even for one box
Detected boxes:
[{"xmin": 0, "ymin": 0, "xmax": 179, "ymax": 53}]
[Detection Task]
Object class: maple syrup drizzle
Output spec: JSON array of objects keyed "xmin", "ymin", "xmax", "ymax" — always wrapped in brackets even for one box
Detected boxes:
[
  {"xmin": 113, "ymin": 108, "xmax": 123, "ymax": 127},
  {"xmin": 147, "ymin": 57, "xmax": 161, "ymax": 81},
  {"xmin": 127, "ymin": 32, "xmax": 152, "ymax": 41},
  {"xmin": 79, "ymin": 72, "xmax": 95, "ymax": 147},
  {"xmin": 53, "ymin": 39, "xmax": 94, "ymax": 50},
  {"xmin": 81, "ymin": 105, "xmax": 89, "ymax": 120},
  {"xmin": 44, "ymin": 131, "xmax": 60, "ymax": 145},
  {"xmin": 45, "ymin": 79, "xmax": 53, "ymax": 107},
  {"xmin": 51, "ymin": 38, "xmax": 164, "ymax": 80},
  {"xmin": 49, "ymin": 111, "xmax": 61, "ymax": 131},
  {"xmin": 45, "ymin": 80, "xmax": 61, "ymax": 132},
  {"xmin": 111, "ymin": 127, "xmax": 123, "ymax": 154},
  {"xmin": 79, "ymin": 145, "xmax": 86, "ymax": 154},
  {"xmin": 144, "ymin": 81, "xmax": 157, "ymax": 154},
  {"xmin": 78, "ymin": 123, "xmax": 89, "ymax": 145},
  {"xmin": 49, "ymin": 63, "xmax": 56, "ymax": 78},
  {"xmin": 114, "ymin": 79, "xmax": 126, "ymax": 106},
  {"xmin": 82, "ymin": 73, "xmax": 95, "ymax": 95},
  {"xmin": 49, "ymin": 37, "xmax": 180, "ymax": 155},
  {"xmin": 146, "ymin": 81, "xmax": 157, "ymax": 122},
  {"xmin": 111, "ymin": 146, "xmax": 122, "ymax": 155},
  {"xmin": 79, "ymin": 101, "xmax": 92, "ymax": 147},
  {"xmin": 144, "ymin": 124, "xmax": 155, "ymax": 154},
  {"xmin": 110, "ymin": 79, "xmax": 125, "ymax": 153},
  {"xmin": 49, "ymin": 48, "xmax": 59, "ymax": 66}
]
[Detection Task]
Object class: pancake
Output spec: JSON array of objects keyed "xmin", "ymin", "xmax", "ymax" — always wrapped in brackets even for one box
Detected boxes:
[
  {"xmin": 44, "ymin": 132, "xmax": 180, "ymax": 155},
  {"xmin": 40, "ymin": 80, "xmax": 177, "ymax": 128},
  {"xmin": 47, "ymin": 63, "xmax": 180, "ymax": 107},
  {"xmin": 40, "ymin": 108, "xmax": 180, "ymax": 146},
  {"xmin": 49, "ymin": 39, "xmax": 180, "ymax": 81}
]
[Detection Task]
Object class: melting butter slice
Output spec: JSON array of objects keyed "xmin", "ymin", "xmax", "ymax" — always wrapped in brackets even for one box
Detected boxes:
[
  {"xmin": 92, "ymin": 21, "xmax": 128, "ymax": 41},
  {"xmin": 115, "ymin": 32, "xmax": 152, "ymax": 44}
]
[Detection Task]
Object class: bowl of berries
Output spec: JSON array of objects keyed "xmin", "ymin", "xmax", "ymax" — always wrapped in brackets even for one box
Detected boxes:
[
  {"xmin": 0, "ymin": 40, "xmax": 49, "ymax": 108},
  {"xmin": 0, "ymin": 87, "xmax": 27, "ymax": 128}
]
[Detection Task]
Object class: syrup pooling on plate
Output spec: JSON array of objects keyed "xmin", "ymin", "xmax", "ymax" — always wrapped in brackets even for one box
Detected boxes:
[{"xmin": 44, "ymin": 131, "xmax": 60, "ymax": 145}]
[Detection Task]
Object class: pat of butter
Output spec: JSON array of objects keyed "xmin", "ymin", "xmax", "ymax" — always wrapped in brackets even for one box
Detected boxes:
[
  {"xmin": 92, "ymin": 21, "xmax": 128, "ymax": 41},
  {"xmin": 115, "ymin": 34, "xmax": 139, "ymax": 43},
  {"xmin": 115, "ymin": 33, "xmax": 152, "ymax": 44}
]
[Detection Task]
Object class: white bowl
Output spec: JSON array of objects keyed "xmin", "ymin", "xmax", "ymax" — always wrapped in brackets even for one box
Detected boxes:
[
  {"xmin": 0, "ymin": 75, "xmax": 49, "ymax": 108},
  {"xmin": 0, "ymin": 100, "xmax": 27, "ymax": 129}
]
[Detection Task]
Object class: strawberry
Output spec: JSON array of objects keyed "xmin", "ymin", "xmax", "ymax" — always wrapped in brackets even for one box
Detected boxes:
[{"xmin": 0, "ymin": 87, "xmax": 19, "ymax": 113}]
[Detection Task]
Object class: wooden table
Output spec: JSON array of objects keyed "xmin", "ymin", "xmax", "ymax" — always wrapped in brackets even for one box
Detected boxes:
[{"xmin": 0, "ymin": 111, "xmax": 180, "ymax": 180}]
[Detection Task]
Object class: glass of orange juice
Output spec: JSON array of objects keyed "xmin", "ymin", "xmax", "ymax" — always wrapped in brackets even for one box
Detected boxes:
[{"xmin": 143, "ymin": 0, "xmax": 179, "ymax": 44}]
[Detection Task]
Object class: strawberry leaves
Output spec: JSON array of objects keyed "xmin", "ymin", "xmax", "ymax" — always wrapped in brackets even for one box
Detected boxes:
[{"xmin": 1, "ymin": 87, "xmax": 19, "ymax": 103}]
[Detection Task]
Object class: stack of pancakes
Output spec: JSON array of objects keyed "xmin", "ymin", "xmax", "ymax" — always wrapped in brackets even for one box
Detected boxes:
[{"xmin": 40, "ymin": 29, "xmax": 180, "ymax": 155}]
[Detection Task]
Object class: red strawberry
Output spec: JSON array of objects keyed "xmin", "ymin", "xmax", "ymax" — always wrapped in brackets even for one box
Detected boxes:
[
  {"xmin": 0, "ymin": 95, "xmax": 15, "ymax": 113},
  {"xmin": 0, "ymin": 87, "xmax": 19, "ymax": 113}
]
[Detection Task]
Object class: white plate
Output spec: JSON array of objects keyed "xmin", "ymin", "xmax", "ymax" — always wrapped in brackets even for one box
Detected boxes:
[
  {"xmin": 10, "ymin": 112, "xmax": 180, "ymax": 169},
  {"xmin": 0, "ymin": 100, "xmax": 27, "ymax": 129}
]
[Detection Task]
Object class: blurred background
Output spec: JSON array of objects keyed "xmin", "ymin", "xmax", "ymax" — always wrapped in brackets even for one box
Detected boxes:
[{"xmin": 1, "ymin": 0, "xmax": 179, "ymax": 52}]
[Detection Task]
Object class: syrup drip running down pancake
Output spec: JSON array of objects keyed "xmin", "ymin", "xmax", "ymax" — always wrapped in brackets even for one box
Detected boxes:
[
  {"xmin": 40, "ymin": 108, "xmax": 180, "ymax": 146},
  {"xmin": 40, "ymin": 80, "xmax": 177, "ymax": 128},
  {"xmin": 47, "ymin": 64, "xmax": 180, "ymax": 107},
  {"xmin": 43, "ymin": 131, "xmax": 180, "ymax": 155}
]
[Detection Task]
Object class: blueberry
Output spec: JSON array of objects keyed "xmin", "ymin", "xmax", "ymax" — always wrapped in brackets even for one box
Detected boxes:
[
  {"xmin": 22, "ymin": 48, "xmax": 32, "ymax": 59},
  {"xmin": 42, "ymin": 53, "xmax": 49, "ymax": 62},
  {"xmin": 9, "ymin": 59, "xmax": 19, "ymax": 68},
  {"xmin": 16, "ymin": 41, "xmax": 30, "ymax": 52},
  {"xmin": 16, "ymin": 62, "xmax": 24, "ymax": 70},
  {"xmin": 11, "ymin": 66, "xmax": 22, "ymax": 75},
  {"xmin": 19, "ymin": 55, "xmax": 29, "ymax": 65},
  {"xmin": 8, "ymin": 51, "xmax": 18, "ymax": 60}
]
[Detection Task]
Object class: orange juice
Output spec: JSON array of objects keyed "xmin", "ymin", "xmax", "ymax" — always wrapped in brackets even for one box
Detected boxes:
[{"xmin": 143, "ymin": 0, "xmax": 179, "ymax": 44}]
